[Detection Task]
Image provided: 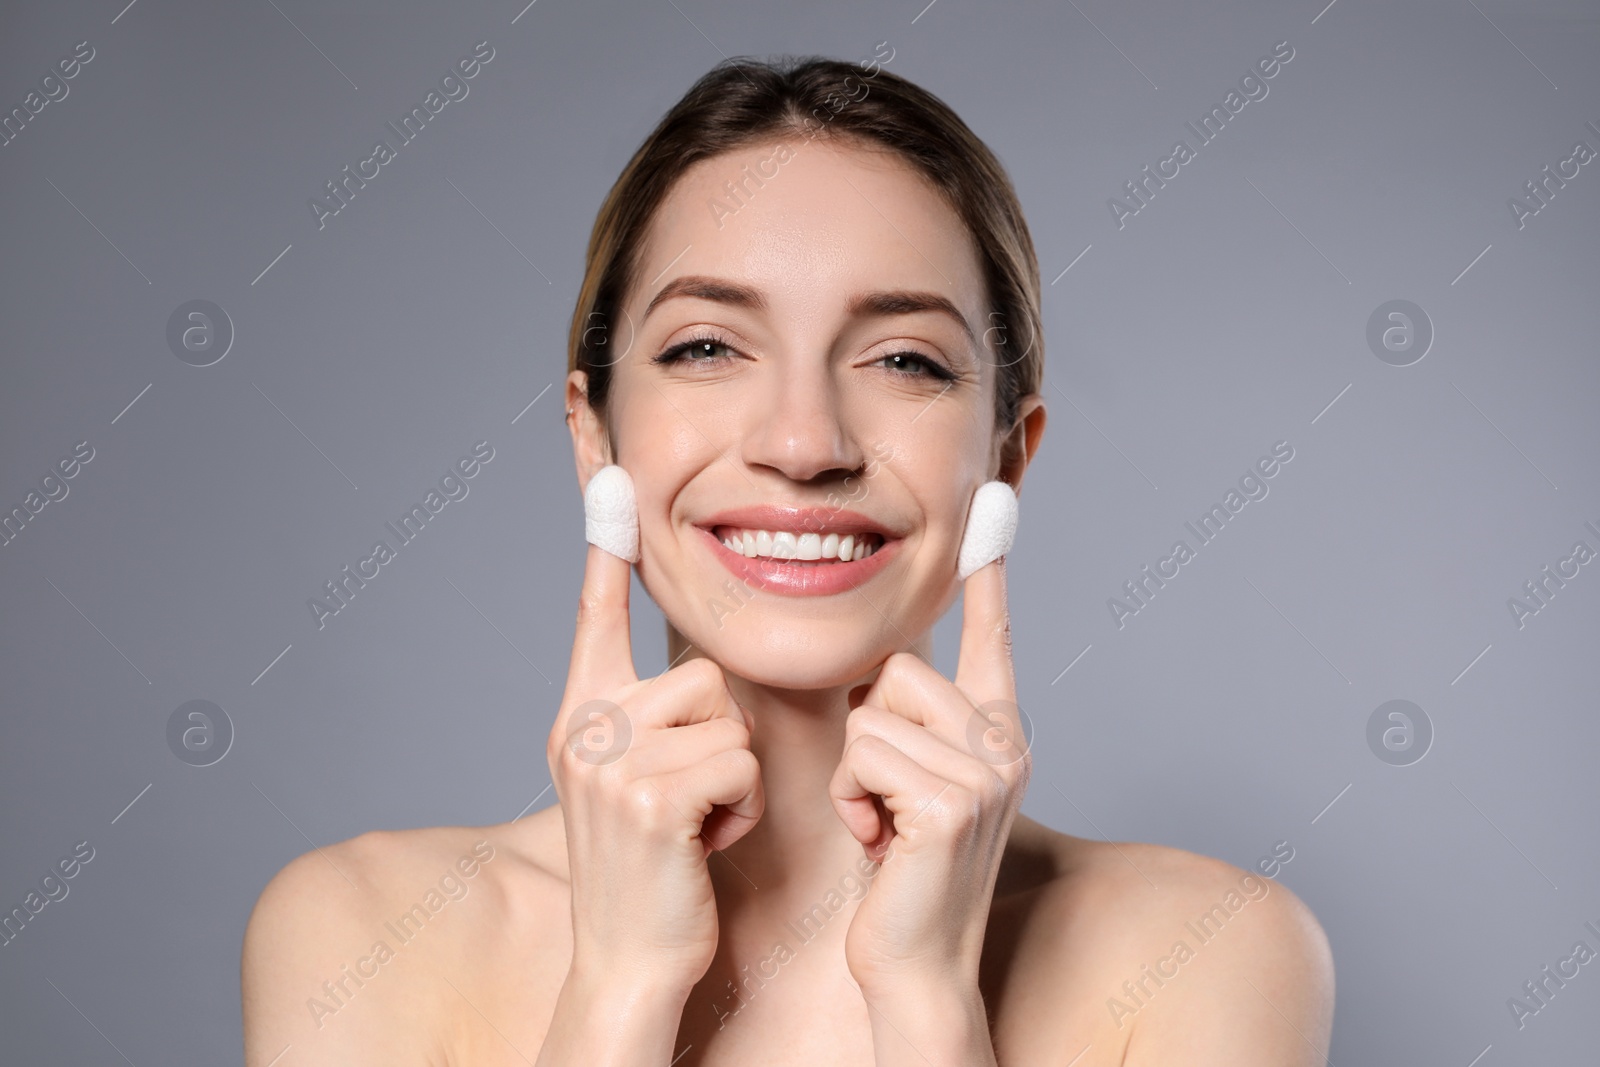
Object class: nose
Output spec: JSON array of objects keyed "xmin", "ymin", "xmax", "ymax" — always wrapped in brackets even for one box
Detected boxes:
[{"xmin": 739, "ymin": 358, "xmax": 864, "ymax": 483}]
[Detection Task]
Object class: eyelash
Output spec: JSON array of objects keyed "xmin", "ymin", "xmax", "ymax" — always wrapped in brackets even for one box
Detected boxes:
[{"xmin": 648, "ymin": 333, "xmax": 959, "ymax": 382}]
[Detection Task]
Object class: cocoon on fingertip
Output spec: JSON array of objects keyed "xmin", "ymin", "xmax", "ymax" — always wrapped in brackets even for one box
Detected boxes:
[
  {"xmin": 583, "ymin": 464, "xmax": 640, "ymax": 563},
  {"xmin": 957, "ymin": 480, "xmax": 1018, "ymax": 580}
]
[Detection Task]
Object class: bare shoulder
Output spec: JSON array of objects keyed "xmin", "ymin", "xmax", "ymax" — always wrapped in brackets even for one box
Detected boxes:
[
  {"xmin": 999, "ymin": 819, "xmax": 1334, "ymax": 1065},
  {"xmin": 241, "ymin": 812, "xmax": 571, "ymax": 1065}
]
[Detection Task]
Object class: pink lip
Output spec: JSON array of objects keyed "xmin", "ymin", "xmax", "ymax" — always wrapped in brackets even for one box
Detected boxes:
[{"xmin": 695, "ymin": 524, "xmax": 901, "ymax": 596}]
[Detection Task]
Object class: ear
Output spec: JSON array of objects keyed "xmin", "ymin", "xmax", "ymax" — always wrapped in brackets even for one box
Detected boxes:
[
  {"xmin": 995, "ymin": 393, "xmax": 1046, "ymax": 495},
  {"xmin": 566, "ymin": 369, "xmax": 613, "ymax": 488}
]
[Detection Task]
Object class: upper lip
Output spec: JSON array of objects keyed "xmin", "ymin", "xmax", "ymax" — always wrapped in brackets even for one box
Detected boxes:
[{"xmin": 695, "ymin": 505, "xmax": 900, "ymax": 539}]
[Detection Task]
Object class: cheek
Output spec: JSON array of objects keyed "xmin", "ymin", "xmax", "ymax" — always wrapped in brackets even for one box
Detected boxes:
[
  {"xmin": 886, "ymin": 395, "xmax": 991, "ymax": 471},
  {"xmin": 632, "ymin": 481, "xmax": 683, "ymax": 568},
  {"xmin": 895, "ymin": 448, "xmax": 988, "ymax": 539},
  {"xmin": 612, "ymin": 410, "xmax": 698, "ymax": 516},
  {"xmin": 616, "ymin": 387, "xmax": 722, "ymax": 467}
]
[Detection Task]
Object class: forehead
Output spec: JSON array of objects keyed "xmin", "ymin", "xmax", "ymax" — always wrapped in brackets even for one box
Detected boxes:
[{"xmin": 628, "ymin": 137, "xmax": 987, "ymax": 327}]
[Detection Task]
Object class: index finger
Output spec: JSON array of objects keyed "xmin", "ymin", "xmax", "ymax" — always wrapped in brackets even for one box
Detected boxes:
[
  {"xmin": 565, "ymin": 467, "xmax": 640, "ymax": 699},
  {"xmin": 954, "ymin": 479, "xmax": 1018, "ymax": 703},
  {"xmin": 566, "ymin": 541, "xmax": 637, "ymax": 699}
]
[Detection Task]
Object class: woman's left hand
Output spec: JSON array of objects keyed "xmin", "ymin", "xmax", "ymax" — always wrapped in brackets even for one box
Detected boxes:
[{"xmin": 828, "ymin": 553, "xmax": 1033, "ymax": 1002}]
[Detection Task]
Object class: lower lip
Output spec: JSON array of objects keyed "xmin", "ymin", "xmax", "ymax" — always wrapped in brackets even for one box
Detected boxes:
[{"xmin": 697, "ymin": 527, "xmax": 900, "ymax": 596}]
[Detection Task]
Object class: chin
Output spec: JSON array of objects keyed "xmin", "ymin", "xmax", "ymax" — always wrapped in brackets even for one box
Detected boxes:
[{"xmin": 682, "ymin": 617, "xmax": 901, "ymax": 691}]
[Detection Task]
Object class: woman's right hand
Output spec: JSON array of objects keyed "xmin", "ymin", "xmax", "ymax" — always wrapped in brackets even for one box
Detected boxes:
[{"xmin": 546, "ymin": 537, "xmax": 765, "ymax": 1000}]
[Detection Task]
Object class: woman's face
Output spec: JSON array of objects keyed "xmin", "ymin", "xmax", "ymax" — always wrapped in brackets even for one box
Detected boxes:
[{"xmin": 574, "ymin": 136, "xmax": 1030, "ymax": 690}]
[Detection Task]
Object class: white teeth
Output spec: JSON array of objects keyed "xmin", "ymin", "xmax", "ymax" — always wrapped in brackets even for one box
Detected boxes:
[{"xmin": 714, "ymin": 525, "xmax": 882, "ymax": 562}]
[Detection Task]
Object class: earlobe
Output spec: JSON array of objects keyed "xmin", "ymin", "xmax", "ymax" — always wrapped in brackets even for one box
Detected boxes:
[
  {"xmin": 566, "ymin": 371, "xmax": 615, "ymax": 485},
  {"xmin": 957, "ymin": 480, "xmax": 1019, "ymax": 580}
]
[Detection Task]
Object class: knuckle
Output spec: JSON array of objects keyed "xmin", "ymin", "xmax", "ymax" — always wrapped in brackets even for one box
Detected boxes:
[
  {"xmin": 958, "ymin": 786, "xmax": 988, "ymax": 827},
  {"xmin": 551, "ymin": 742, "xmax": 584, "ymax": 777},
  {"xmin": 621, "ymin": 779, "xmax": 671, "ymax": 828},
  {"xmin": 706, "ymin": 713, "xmax": 750, "ymax": 750},
  {"xmin": 723, "ymin": 746, "xmax": 760, "ymax": 780},
  {"xmin": 678, "ymin": 655, "xmax": 725, "ymax": 690},
  {"xmin": 1010, "ymin": 750, "xmax": 1034, "ymax": 791},
  {"xmin": 548, "ymin": 738, "xmax": 585, "ymax": 778},
  {"xmin": 844, "ymin": 703, "xmax": 886, "ymax": 741},
  {"xmin": 553, "ymin": 699, "xmax": 632, "ymax": 768},
  {"xmin": 929, "ymin": 783, "xmax": 982, "ymax": 828},
  {"xmin": 979, "ymin": 769, "xmax": 1011, "ymax": 807},
  {"xmin": 575, "ymin": 587, "xmax": 608, "ymax": 626},
  {"xmin": 845, "ymin": 701, "xmax": 876, "ymax": 724},
  {"xmin": 724, "ymin": 715, "xmax": 754, "ymax": 750},
  {"xmin": 836, "ymin": 732, "xmax": 866, "ymax": 766},
  {"xmin": 847, "ymin": 731, "xmax": 889, "ymax": 764},
  {"xmin": 883, "ymin": 651, "xmax": 919, "ymax": 678},
  {"xmin": 548, "ymin": 715, "xmax": 580, "ymax": 767}
]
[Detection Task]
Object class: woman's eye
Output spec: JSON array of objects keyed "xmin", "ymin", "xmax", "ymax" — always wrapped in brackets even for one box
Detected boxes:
[
  {"xmin": 650, "ymin": 337, "xmax": 734, "ymax": 367},
  {"xmin": 876, "ymin": 351, "xmax": 955, "ymax": 380},
  {"xmin": 651, "ymin": 339, "xmax": 955, "ymax": 381}
]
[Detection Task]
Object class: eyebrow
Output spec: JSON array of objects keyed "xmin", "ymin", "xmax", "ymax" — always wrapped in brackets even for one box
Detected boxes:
[{"xmin": 641, "ymin": 274, "xmax": 977, "ymax": 350}]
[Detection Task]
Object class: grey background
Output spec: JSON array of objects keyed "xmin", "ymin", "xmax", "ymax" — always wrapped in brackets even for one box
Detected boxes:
[{"xmin": 2, "ymin": 0, "xmax": 1597, "ymax": 1062}]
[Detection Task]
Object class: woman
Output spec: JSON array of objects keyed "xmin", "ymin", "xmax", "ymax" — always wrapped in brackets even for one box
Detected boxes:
[{"xmin": 243, "ymin": 54, "xmax": 1334, "ymax": 1065}]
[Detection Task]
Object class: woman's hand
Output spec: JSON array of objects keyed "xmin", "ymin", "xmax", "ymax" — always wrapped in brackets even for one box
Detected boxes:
[
  {"xmin": 547, "ymin": 539, "xmax": 765, "ymax": 1001},
  {"xmin": 828, "ymin": 553, "xmax": 1031, "ymax": 1002}
]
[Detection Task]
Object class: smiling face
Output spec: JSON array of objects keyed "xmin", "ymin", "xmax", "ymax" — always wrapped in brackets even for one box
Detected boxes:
[{"xmin": 569, "ymin": 135, "xmax": 1036, "ymax": 690}]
